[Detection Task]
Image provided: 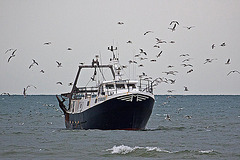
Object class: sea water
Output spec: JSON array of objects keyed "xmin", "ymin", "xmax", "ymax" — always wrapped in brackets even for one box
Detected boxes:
[{"xmin": 0, "ymin": 95, "xmax": 239, "ymax": 159}]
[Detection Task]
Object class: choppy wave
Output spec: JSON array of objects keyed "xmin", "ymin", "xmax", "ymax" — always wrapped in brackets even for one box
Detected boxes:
[{"xmin": 105, "ymin": 145, "xmax": 217, "ymax": 155}]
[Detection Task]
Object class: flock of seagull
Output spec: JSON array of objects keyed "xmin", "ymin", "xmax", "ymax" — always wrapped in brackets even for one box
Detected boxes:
[
  {"xmin": 2, "ymin": 42, "xmax": 72, "ymax": 97},
  {"xmin": 1, "ymin": 20, "xmax": 239, "ymax": 97},
  {"xmin": 117, "ymin": 20, "xmax": 239, "ymax": 94}
]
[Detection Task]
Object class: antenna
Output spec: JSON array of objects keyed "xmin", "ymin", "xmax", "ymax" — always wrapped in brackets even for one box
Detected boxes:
[{"xmin": 108, "ymin": 46, "xmax": 117, "ymax": 60}]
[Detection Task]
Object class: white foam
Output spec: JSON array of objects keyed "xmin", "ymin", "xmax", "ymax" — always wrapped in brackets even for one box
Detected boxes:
[
  {"xmin": 199, "ymin": 149, "xmax": 214, "ymax": 153},
  {"xmin": 106, "ymin": 145, "xmax": 140, "ymax": 154},
  {"xmin": 146, "ymin": 147, "xmax": 171, "ymax": 153},
  {"xmin": 106, "ymin": 145, "xmax": 170, "ymax": 154}
]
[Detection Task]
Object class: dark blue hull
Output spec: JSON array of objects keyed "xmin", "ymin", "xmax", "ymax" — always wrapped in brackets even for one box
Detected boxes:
[{"xmin": 65, "ymin": 94, "xmax": 154, "ymax": 130}]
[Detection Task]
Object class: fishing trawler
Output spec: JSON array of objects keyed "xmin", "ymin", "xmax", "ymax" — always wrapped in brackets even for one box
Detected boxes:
[{"xmin": 56, "ymin": 46, "xmax": 155, "ymax": 130}]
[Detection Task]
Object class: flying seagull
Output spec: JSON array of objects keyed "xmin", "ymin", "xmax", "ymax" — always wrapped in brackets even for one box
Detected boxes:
[
  {"xmin": 183, "ymin": 26, "xmax": 195, "ymax": 30},
  {"xmin": 227, "ymin": 70, "xmax": 240, "ymax": 76},
  {"xmin": 23, "ymin": 85, "xmax": 37, "ymax": 98},
  {"xmin": 44, "ymin": 42, "xmax": 51, "ymax": 45},
  {"xmin": 211, "ymin": 44, "xmax": 215, "ymax": 49},
  {"xmin": 56, "ymin": 61, "xmax": 62, "ymax": 67},
  {"xmin": 156, "ymin": 51, "xmax": 163, "ymax": 58},
  {"xmin": 184, "ymin": 86, "xmax": 189, "ymax": 91},
  {"xmin": 180, "ymin": 53, "xmax": 190, "ymax": 57},
  {"xmin": 29, "ymin": 59, "xmax": 39, "ymax": 69},
  {"xmin": 165, "ymin": 114, "xmax": 171, "ymax": 121},
  {"xmin": 225, "ymin": 59, "xmax": 230, "ymax": 65},
  {"xmin": 56, "ymin": 81, "xmax": 63, "ymax": 85},
  {"xmin": 139, "ymin": 49, "xmax": 147, "ymax": 55},
  {"xmin": 204, "ymin": 58, "xmax": 217, "ymax": 64},
  {"xmin": 170, "ymin": 21, "xmax": 179, "ymax": 25},
  {"xmin": 7, "ymin": 49, "xmax": 17, "ymax": 62},
  {"xmin": 156, "ymin": 38, "xmax": 167, "ymax": 44},
  {"xmin": 187, "ymin": 69, "xmax": 193, "ymax": 74},
  {"xmin": 1, "ymin": 92, "xmax": 10, "ymax": 96},
  {"xmin": 143, "ymin": 31, "xmax": 153, "ymax": 35},
  {"xmin": 220, "ymin": 42, "xmax": 226, "ymax": 47},
  {"xmin": 117, "ymin": 21, "xmax": 124, "ymax": 25},
  {"xmin": 168, "ymin": 21, "xmax": 179, "ymax": 32},
  {"xmin": 5, "ymin": 48, "xmax": 14, "ymax": 54}
]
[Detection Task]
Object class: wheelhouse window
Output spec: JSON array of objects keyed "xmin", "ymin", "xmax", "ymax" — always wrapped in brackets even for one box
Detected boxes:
[
  {"xmin": 116, "ymin": 83, "xmax": 125, "ymax": 89},
  {"xmin": 127, "ymin": 83, "xmax": 136, "ymax": 89},
  {"xmin": 106, "ymin": 84, "xmax": 114, "ymax": 89}
]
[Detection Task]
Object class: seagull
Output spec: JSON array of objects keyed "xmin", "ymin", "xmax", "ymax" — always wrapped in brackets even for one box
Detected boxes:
[
  {"xmin": 23, "ymin": 85, "xmax": 37, "ymax": 98},
  {"xmin": 117, "ymin": 22, "xmax": 124, "ymax": 25},
  {"xmin": 138, "ymin": 64, "xmax": 144, "ymax": 67},
  {"xmin": 181, "ymin": 64, "xmax": 193, "ymax": 67},
  {"xmin": 153, "ymin": 45, "xmax": 160, "ymax": 48},
  {"xmin": 4, "ymin": 48, "xmax": 14, "ymax": 54},
  {"xmin": 44, "ymin": 42, "xmax": 51, "ymax": 45},
  {"xmin": 184, "ymin": 25, "xmax": 195, "ymax": 30},
  {"xmin": 227, "ymin": 70, "xmax": 240, "ymax": 76},
  {"xmin": 156, "ymin": 38, "xmax": 167, "ymax": 44},
  {"xmin": 168, "ymin": 79, "xmax": 176, "ymax": 84},
  {"xmin": 139, "ymin": 49, "xmax": 147, "ymax": 55},
  {"xmin": 23, "ymin": 88, "xmax": 27, "ymax": 98},
  {"xmin": 184, "ymin": 86, "xmax": 189, "ymax": 91},
  {"xmin": 67, "ymin": 48, "xmax": 72, "ymax": 51},
  {"xmin": 225, "ymin": 59, "xmax": 230, "ymax": 65},
  {"xmin": 163, "ymin": 71, "xmax": 178, "ymax": 75},
  {"xmin": 187, "ymin": 69, "xmax": 193, "ymax": 74},
  {"xmin": 1, "ymin": 92, "xmax": 10, "ymax": 96},
  {"xmin": 168, "ymin": 21, "xmax": 179, "ymax": 32},
  {"xmin": 29, "ymin": 59, "xmax": 39, "ymax": 69},
  {"xmin": 156, "ymin": 51, "xmax": 163, "ymax": 58},
  {"xmin": 168, "ymin": 65, "xmax": 174, "ymax": 68},
  {"xmin": 165, "ymin": 114, "xmax": 171, "ymax": 121},
  {"xmin": 204, "ymin": 58, "xmax": 217, "ymax": 64},
  {"xmin": 185, "ymin": 115, "xmax": 192, "ymax": 119},
  {"xmin": 182, "ymin": 58, "xmax": 192, "ymax": 63},
  {"xmin": 169, "ymin": 40, "xmax": 175, "ymax": 43},
  {"xmin": 167, "ymin": 90, "xmax": 174, "ymax": 93},
  {"xmin": 183, "ymin": 26, "xmax": 195, "ymax": 30},
  {"xmin": 56, "ymin": 81, "xmax": 63, "ymax": 85},
  {"xmin": 180, "ymin": 54, "xmax": 190, "ymax": 57},
  {"xmin": 170, "ymin": 21, "xmax": 179, "ymax": 25},
  {"xmin": 140, "ymin": 57, "xmax": 148, "ymax": 61},
  {"xmin": 7, "ymin": 49, "xmax": 17, "ymax": 62},
  {"xmin": 150, "ymin": 59, "xmax": 157, "ymax": 62},
  {"xmin": 56, "ymin": 61, "xmax": 62, "ymax": 67},
  {"xmin": 211, "ymin": 44, "xmax": 215, "ymax": 49},
  {"xmin": 40, "ymin": 70, "xmax": 45, "ymax": 73},
  {"xmin": 177, "ymin": 108, "xmax": 184, "ymax": 113},
  {"xmin": 134, "ymin": 54, "xmax": 140, "ymax": 57},
  {"xmin": 79, "ymin": 62, "xmax": 84, "ymax": 65},
  {"xmin": 143, "ymin": 31, "xmax": 153, "ymax": 35},
  {"xmin": 126, "ymin": 40, "xmax": 132, "ymax": 44},
  {"xmin": 220, "ymin": 42, "xmax": 226, "ymax": 47},
  {"xmin": 121, "ymin": 65, "xmax": 128, "ymax": 68},
  {"xmin": 129, "ymin": 60, "xmax": 137, "ymax": 64},
  {"xmin": 26, "ymin": 85, "xmax": 37, "ymax": 90}
]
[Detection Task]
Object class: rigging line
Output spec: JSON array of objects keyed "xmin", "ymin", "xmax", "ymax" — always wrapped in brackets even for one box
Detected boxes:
[
  {"xmin": 85, "ymin": 67, "xmax": 96, "ymax": 87},
  {"xmin": 85, "ymin": 77, "xmax": 92, "ymax": 87},
  {"xmin": 98, "ymin": 66, "xmax": 106, "ymax": 81}
]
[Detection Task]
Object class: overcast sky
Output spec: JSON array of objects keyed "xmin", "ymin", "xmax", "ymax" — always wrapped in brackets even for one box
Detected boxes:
[{"xmin": 1, "ymin": 0, "xmax": 240, "ymax": 95}]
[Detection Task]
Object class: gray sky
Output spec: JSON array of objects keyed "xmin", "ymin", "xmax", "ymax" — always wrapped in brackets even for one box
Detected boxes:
[{"xmin": 1, "ymin": 0, "xmax": 240, "ymax": 95}]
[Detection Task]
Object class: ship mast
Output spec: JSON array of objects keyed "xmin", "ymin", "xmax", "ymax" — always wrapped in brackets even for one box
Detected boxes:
[{"xmin": 108, "ymin": 46, "xmax": 122, "ymax": 80}]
